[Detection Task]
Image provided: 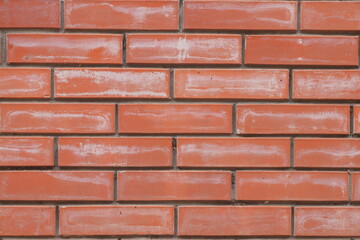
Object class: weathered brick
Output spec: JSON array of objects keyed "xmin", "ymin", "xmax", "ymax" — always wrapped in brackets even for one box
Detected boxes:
[
  {"xmin": 65, "ymin": 0, "xmax": 178, "ymax": 30},
  {"xmin": 117, "ymin": 171, "xmax": 231, "ymax": 201},
  {"xmin": 127, "ymin": 34, "xmax": 242, "ymax": 64},
  {"xmin": 245, "ymin": 35, "xmax": 358, "ymax": 66},
  {"xmin": 55, "ymin": 68, "xmax": 170, "ymax": 99},
  {"xmin": 118, "ymin": 104, "xmax": 233, "ymax": 134},
  {"xmin": 174, "ymin": 69, "xmax": 289, "ymax": 99},
  {"xmin": 0, "ymin": 68, "xmax": 51, "ymax": 98},
  {"xmin": 58, "ymin": 137, "xmax": 172, "ymax": 167},
  {"xmin": 7, "ymin": 34, "xmax": 123, "ymax": 64},
  {"xmin": 60, "ymin": 206, "xmax": 174, "ymax": 236},
  {"xmin": 184, "ymin": 1, "xmax": 297, "ymax": 30}
]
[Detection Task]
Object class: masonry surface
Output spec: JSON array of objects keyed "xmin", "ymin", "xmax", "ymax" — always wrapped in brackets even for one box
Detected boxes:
[{"xmin": 0, "ymin": 0, "xmax": 360, "ymax": 239}]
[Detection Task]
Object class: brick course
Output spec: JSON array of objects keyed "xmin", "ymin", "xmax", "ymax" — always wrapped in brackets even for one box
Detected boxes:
[{"xmin": 0, "ymin": 0, "xmax": 360, "ymax": 238}]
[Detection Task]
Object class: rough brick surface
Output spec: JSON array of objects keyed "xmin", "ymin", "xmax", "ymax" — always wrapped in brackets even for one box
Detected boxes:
[
  {"xmin": 0, "ymin": 171, "xmax": 114, "ymax": 201},
  {"xmin": 58, "ymin": 137, "xmax": 172, "ymax": 167},
  {"xmin": 236, "ymin": 104, "xmax": 350, "ymax": 135},
  {"xmin": 245, "ymin": 35, "xmax": 358, "ymax": 66},
  {"xmin": 118, "ymin": 104, "xmax": 232, "ymax": 133},
  {"xmin": 178, "ymin": 206, "xmax": 291, "ymax": 236},
  {"xmin": 295, "ymin": 207, "xmax": 360, "ymax": 236},
  {"xmin": 0, "ymin": 206, "xmax": 55, "ymax": 236},
  {"xmin": 0, "ymin": 137, "xmax": 53, "ymax": 166},
  {"xmin": 117, "ymin": 171, "xmax": 232, "ymax": 201},
  {"xmin": 1, "ymin": 0, "xmax": 360, "ymax": 238},
  {"xmin": 236, "ymin": 171, "xmax": 348, "ymax": 201},
  {"xmin": 0, "ymin": 0, "xmax": 60, "ymax": 29},
  {"xmin": 0, "ymin": 103, "xmax": 115, "ymax": 134},
  {"xmin": 294, "ymin": 138, "xmax": 360, "ymax": 168},
  {"xmin": 126, "ymin": 34, "xmax": 242, "ymax": 64},
  {"xmin": 177, "ymin": 137, "xmax": 290, "ymax": 168},
  {"xmin": 65, "ymin": 0, "xmax": 179, "ymax": 30},
  {"xmin": 55, "ymin": 68, "xmax": 170, "ymax": 99},
  {"xmin": 301, "ymin": 2, "xmax": 360, "ymax": 31},
  {"xmin": 293, "ymin": 70, "xmax": 360, "ymax": 100},
  {"xmin": 0, "ymin": 68, "xmax": 51, "ymax": 98},
  {"xmin": 59, "ymin": 206, "xmax": 174, "ymax": 236},
  {"xmin": 7, "ymin": 34, "xmax": 123, "ymax": 64},
  {"xmin": 174, "ymin": 69, "xmax": 289, "ymax": 99},
  {"xmin": 184, "ymin": 1, "xmax": 297, "ymax": 31}
]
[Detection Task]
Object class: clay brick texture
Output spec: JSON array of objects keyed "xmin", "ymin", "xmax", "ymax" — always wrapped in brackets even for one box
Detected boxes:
[{"xmin": 1, "ymin": 0, "xmax": 360, "ymax": 239}]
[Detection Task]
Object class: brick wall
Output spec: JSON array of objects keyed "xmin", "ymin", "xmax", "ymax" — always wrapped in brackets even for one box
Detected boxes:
[{"xmin": 0, "ymin": 0, "xmax": 360, "ymax": 238}]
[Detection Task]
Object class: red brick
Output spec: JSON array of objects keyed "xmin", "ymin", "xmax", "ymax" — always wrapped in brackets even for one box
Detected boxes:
[
  {"xmin": 294, "ymin": 138, "xmax": 360, "ymax": 168},
  {"xmin": 178, "ymin": 206, "xmax": 291, "ymax": 236},
  {"xmin": 127, "ymin": 34, "xmax": 242, "ymax": 64},
  {"xmin": 118, "ymin": 104, "xmax": 232, "ymax": 134},
  {"xmin": 174, "ymin": 69, "xmax": 289, "ymax": 99},
  {"xmin": 301, "ymin": 2, "xmax": 360, "ymax": 31},
  {"xmin": 177, "ymin": 137, "xmax": 290, "ymax": 168},
  {"xmin": 0, "ymin": 68, "xmax": 51, "ymax": 98},
  {"xmin": 295, "ymin": 207, "xmax": 360, "ymax": 236},
  {"xmin": 245, "ymin": 35, "xmax": 358, "ymax": 66},
  {"xmin": 7, "ymin": 34, "xmax": 123, "ymax": 64},
  {"xmin": 0, "ymin": 0, "xmax": 60, "ymax": 29},
  {"xmin": 58, "ymin": 137, "xmax": 172, "ymax": 167},
  {"xmin": 3, "ymin": 239, "xmax": 117, "ymax": 240},
  {"xmin": 0, "ymin": 103, "xmax": 115, "ymax": 134},
  {"xmin": 0, "ymin": 171, "xmax": 114, "ymax": 201},
  {"xmin": 55, "ymin": 68, "xmax": 170, "ymax": 99},
  {"xmin": 184, "ymin": 1, "xmax": 297, "ymax": 30},
  {"xmin": 4, "ymin": 239, "xmax": 117, "ymax": 240},
  {"xmin": 353, "ymin": 106, "xmax": 360, "ymax": 134},
  {"xmin": 351, "ymin": 173, "xmax": 360, "ymax": 201},
  {"xmin": 59, "ymin": 206, "xmax": 174, "ymax": 236},
  {"xmin": 236, "ymin": 171, "xmax": 348, "ymax": 201},
  {"xmin": 293, "ymin": 70, "xmax": 360, "ymax": 100},
  {"xmin": 236, "ymin": 104, "xmax": 350, "ymax": 135},
  {"xmin": 0, "ymin": 206, "xmax": 55, "ymax": 236},
  {"xmin": 117, "ymin": 171, "xmax": 231, "ymax": 201},
  {"xmin": 0, "ymin": 137, "xmax": 53, "ymax": 166},
  {"xmin": 65, "ymin": 0, "xmax": 178, "ymax": 30}
]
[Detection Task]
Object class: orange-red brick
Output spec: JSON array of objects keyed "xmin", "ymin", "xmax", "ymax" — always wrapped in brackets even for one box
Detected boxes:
[
  {"xmin": 245, "ymin": 35, "xmax": 358, "ymax": 66},
  {"xmin": 294, "ymin": 138, "xmax": 360, "ymax": 168},
  {"xmin": 0, "ymin": 68, "xmax": 51, "ymax": 98},
  {"xmin": 177, "ymin": 137, "xmax": 290, "ymax": 168},
  {"xmin": 65, "ymin": 0, "xmax": 178, "ymax": 30},
  {"xmin": 184, "ymin": 1, "xmax": 297, "ymax": 30},
  {"xmin": 7, "ymin": 34, "xmax": 123, "ymax": 64},
  {"xmin": 0, "ymin": 103, "xmax": 115, "ymax": 134},
  {"xmin": 174, "ymin": 69, "xmax": 289, "ymax": 99},
  {"xmin": 127, "ymin": 34, "xmax": 242, "ymax": 64},
  {"xmin": 0, "ymin": 137, "xmax": 53, "ymax": 166},
  {"xmin": 293, "ymin": 70, "xmax": 360, "ymax": 100},
  {"xmin": 236, "ymin": 171, "xmax": 348, "ymax": 201},
  {"xmin": 178, "ymin": 206, "xmax": 291, "ymax": 236},
  {"xmin": 295, "ymin": 207, "xmax": 360, "ymax": 236},
  {"xmin": 55, "ymin": 68, "xmax": 170, "ymax": 99},
  {"xmin": 236, "ymin": 104, "xmax": 350, "ymax": 135},
  {"xmin": 60, "ymin": 206, "xmax": 174, "ymax": 236},
  {"xmin": 351, "ymin": 173, "xmax": 360, "ymax": 201},
  {"xmin": 301, "ymin": 2, "xmax": 360, "ymax": 31},
  {"xmin": 0, "ymin": 206, "xmax": 55, "ymax": 236},
  {"xmin": 118, "ymin": 104, "xmax": 232, "ymax": 134},
  {"xmin": 0, "ymin": 0, "xmax": 60, "ymax": 29},
  {"xmin": 353, "ymin": 106, "xmax": 360, "ymax": 134},
  {"xmin": 0, "ymin": 171, "xmax": 114, "ymax": 201},
  {"xmin": 117, "ymin": 171, "xmax": 231, "ymax": 201},
  {"xmin": 58, "ymin": 137, "xmax": 172, "ymax": 167}
]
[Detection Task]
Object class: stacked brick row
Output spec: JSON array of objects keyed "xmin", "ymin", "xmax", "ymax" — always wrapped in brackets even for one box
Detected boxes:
[{"xmin": 1, "ymin": 0, "xmax": 360, "ymax": 238}]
